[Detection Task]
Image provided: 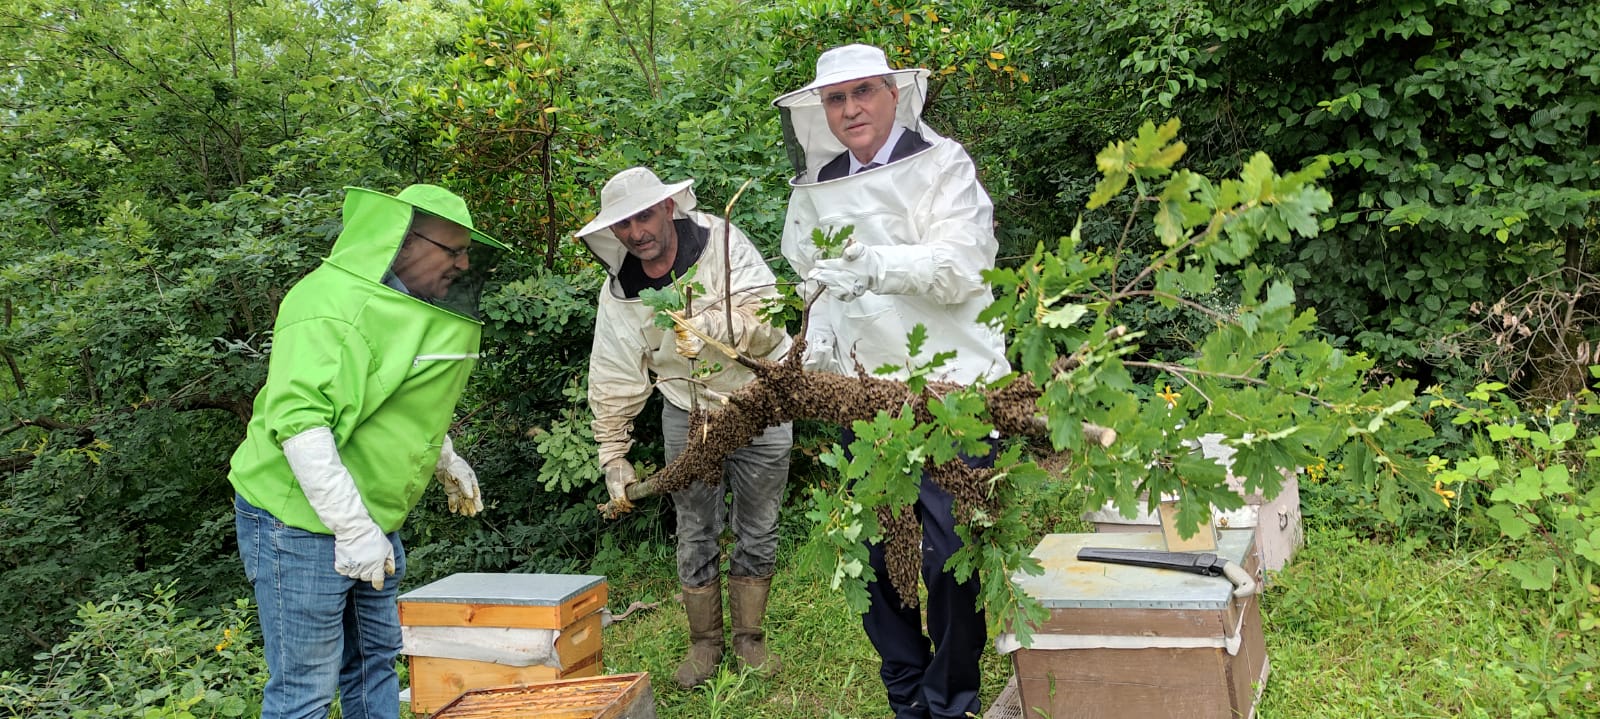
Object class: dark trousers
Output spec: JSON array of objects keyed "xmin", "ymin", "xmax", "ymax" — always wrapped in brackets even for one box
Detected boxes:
[{"xmin": 851, "ymin": 432, "xmax": 990, "ymax": 719}]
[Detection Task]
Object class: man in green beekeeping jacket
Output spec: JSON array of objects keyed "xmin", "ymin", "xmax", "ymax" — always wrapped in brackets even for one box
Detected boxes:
[{"xmin": 228, "ymin": 184, "xmax": 507, "ymax": 719}]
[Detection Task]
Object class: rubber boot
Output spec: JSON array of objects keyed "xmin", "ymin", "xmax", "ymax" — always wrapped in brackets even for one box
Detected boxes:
[
  {"xmin": 728, "ymin": 575, "xmax": 780, "ymax": 675},
  {"xmin": 674, "ymin": 581, "xmax": 724, "ymax": 688}
]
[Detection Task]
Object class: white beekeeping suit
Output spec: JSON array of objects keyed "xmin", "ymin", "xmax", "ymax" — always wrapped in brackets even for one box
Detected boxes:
[
  {"xmin": 578, "ymin": 171, "xmax": 791, "ymax": 470},
  {"xmin": 775, "ymin": 46, "xmax": 1008, "ymax": 384}
]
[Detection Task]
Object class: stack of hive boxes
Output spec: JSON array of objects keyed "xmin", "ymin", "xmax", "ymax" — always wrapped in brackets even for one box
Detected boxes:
[
  {"xmin": 997, "ymin": 530, "xmax": 1267, "ymax": 719},
  {"xmin": 398, "ymin": 573, "xmax": 607, "ymax": 715}
]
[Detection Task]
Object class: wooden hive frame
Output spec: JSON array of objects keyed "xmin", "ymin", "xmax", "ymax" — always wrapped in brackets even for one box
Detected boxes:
[{"xmin": 430, "ymin": 673, "xmax": 654, "ymax": 719}]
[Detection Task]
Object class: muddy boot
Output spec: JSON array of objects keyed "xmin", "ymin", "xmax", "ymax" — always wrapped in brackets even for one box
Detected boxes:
[
  {"xmin": 728, "ymin": 575, "xmax": 780, "ymax": 675},
  {"xmin": 674, "ymin": 581, "xmax": 724, "ymax": 688}
]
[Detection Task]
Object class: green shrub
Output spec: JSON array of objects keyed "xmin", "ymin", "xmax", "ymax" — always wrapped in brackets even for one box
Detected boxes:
[
  {"xmin": 1426, "ymin": 379, "xmax": 1600, "ymax": 625},
  {"xmin": 0, "ymin": 585, "xmax": 265, "ymax": 719}
]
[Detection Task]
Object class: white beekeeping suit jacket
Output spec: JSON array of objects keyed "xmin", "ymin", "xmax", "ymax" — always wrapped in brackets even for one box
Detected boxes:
[
  {"xmin": 582, "ymin": 194, "xmax": 792, "ymax": 469},
  {"xmin": 776, "ymin": 70, "xmax": 1009, "ymax": 384}
]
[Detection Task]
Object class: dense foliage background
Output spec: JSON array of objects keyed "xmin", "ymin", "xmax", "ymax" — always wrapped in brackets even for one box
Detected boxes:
[{"xmin": 1, "ymin": 0, "xmax": 1596, "ymax": 716}]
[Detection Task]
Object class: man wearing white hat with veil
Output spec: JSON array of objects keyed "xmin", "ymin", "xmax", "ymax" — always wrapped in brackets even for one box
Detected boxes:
[
  {"xmin": 775, "ymin": 44, "xmax": 1010, "ymax": 719},
  {"xmin": 577, "ymin": 167, "xmax": 794, "ymax": 689}
]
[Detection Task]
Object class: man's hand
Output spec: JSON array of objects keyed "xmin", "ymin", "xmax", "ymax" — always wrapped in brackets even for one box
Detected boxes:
[
  {"xmin": 336, "ymin": 522, "xmax": 397, "ymax": 590},
  {"xmin": 603, "ymin": 458, "xmax": 638, "ymax": 512},
  {"xmin": 434, "ymin": 435, "xmax": 483, "ymax": 517},
  {"xmin": 281, "ymin": 426, "xmax": 397, "ymax": 591},
  {"xmin": 808, "ymin": 243, "xmax": 882, "ymax": 301},
  {"xmin": 802, "ymin": 333, "xmax": 836, "ymax": 373},
  {"xmin": 673, "ymin": 312, "xmax": 729, "ymax": 359}
]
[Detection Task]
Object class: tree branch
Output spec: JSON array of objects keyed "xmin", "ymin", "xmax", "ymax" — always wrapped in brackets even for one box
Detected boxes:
[
  {"xmin": 1117, "ymin": 289, "xmax": 1234, "ymax": 324},
  {"xmin": 599, "ymin": 0, "xmax": 660, "ymax": 98},
  {"xmin": 1124, "ymin": 359, "xmax": 1337, "ymax": 409},
  {"xmin": 1, "ymin": 297, "xmax": 21, "ymax": 395},
  {"xmin": 3, "ymin": 416, "xmax": 84, "ymax": 438},
  {"xmin": 600, "ymin": 351, "xmax": 1115, "ymax": 517}
]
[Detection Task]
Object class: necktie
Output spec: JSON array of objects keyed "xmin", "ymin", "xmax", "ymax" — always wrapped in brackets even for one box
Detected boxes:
[{"xmin": 857, "ymin": 162, "xmax": 882, "ymax": 174}]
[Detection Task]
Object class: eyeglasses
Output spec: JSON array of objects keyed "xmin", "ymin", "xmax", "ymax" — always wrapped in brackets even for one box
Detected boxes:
[
  {"xmin": 410, "ymin": 230, "xmax": 470, "ymax": 260},
  {"xmin": 821, "ymin": 81, "xmax": 891, "ymax": 109}
]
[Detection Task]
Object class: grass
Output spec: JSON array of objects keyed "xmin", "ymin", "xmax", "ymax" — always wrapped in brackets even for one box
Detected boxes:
[
  {"xmin": 587, "ymin": 522, "xmax": 1596, "ymax": 718},
  {"xmin": 598, "ymin": 558, "xmax": 1017, "ymax": 719},
  {"xmin": 590, "ymin": 471, "xmax": 1078, "ymax": 719},
  {"xmin": 1259, "ymin": 527, "xmax": 1594, "ymax": 718}
]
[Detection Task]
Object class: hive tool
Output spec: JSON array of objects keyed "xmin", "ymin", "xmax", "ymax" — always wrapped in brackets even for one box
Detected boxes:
[{"xmin": 1077, "ymin": 547, "xmax": 1258, "ymax": 598}]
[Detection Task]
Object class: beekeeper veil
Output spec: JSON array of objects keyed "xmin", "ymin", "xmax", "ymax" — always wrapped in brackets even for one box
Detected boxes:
[
  {"xmin": 773, "ymin": 44, "xmax": 936, "ymax": 184},
  {"xmin": 338, "ymin": 184, "xmax": 510, "ymax": 322}
]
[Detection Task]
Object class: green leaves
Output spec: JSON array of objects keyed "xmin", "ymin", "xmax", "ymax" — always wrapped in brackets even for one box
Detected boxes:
[
  {"xmin": 529, "ymin": 379, "xmax": 602, "ymax": 494},
  {"xmin": 810, "ymin": 225, "xmax": 855, "ymax": 261},
  {"xmin": 637, "ymin": 266, "xmax": 703, "ymax": 330},
  {"xmin": 978, "ymin": 122, "xmax": 1440, "ymax": 592},
  {"xmin": 1506, "ymin": 557, "xmax": 1558, "ymax": 591},
  {"xmin": 1431, "ymin": 383, "xmax": 1600, "ymax": 612},
  {"xmin": 1088, "ymin": 118, "xmax": 1186, "ymax": 209},
  {"xmin": 0, "ymin": 588, "xmax": 267, "ymax": 717},
  {"xmin": 800, "ymin": 479, "xmax": 876, "ymax": 612}
]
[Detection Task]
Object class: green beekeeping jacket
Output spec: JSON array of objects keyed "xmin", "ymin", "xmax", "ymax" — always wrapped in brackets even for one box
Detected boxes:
[{"xmin": 228, "ymin": 187, "xmax": 487, "ymax": 533}]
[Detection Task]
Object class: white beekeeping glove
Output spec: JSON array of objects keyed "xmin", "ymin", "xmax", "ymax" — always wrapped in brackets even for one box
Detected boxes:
[
  {"xmin": 801, "ymin": 330, "xmax": 837, "ymax": 373},
  {"xmin": 602, "ymin": 458, "xmax": 637, "ymax": 511},
  {"xmin": 434, "ymin": 435, "xmax": 483, "ymax": 517},
  {"xmin": 808, "ymin": 243, "xmax": 936, "ymax": 300},
  {"xmin": 282, "ymin": 427, "xmax": 395, "ymax": 590},
  {"xmin": 676, "ymin": 309, "xmax": 744, "ymax": 359}
]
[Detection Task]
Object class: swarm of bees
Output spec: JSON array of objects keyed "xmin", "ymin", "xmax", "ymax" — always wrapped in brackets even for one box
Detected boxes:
[{"xmin": 627, "ymin": 339, "xmax": 1043, "ymax": 606}]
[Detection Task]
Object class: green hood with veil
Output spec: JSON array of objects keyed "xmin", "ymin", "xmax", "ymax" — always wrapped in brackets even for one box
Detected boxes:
[{"xmin": 229, "ymin": 184, "xmax": 505, "ymax": 533}]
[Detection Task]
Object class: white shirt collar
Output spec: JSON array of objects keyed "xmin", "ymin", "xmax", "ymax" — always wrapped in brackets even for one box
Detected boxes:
[
  {"xmin": 847, "ymin": 125, "xmax": 906, "ymax": 175},
  {"xmin": 383, "ymin": 271, "xmax": 411, "ymax": 294}
]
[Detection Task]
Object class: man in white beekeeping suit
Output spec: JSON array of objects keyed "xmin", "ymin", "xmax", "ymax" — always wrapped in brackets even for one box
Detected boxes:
[
  {"xmin": 578, "ymin": 167, "xmax": 794, "ymax": 689},
  {"xmin": 774, "ymin": 44, "xmax": 1010, "ymax": 719}
]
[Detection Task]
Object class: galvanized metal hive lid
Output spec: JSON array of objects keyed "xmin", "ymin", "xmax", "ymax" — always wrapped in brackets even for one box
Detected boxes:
[
  {"xmin": 400, "ymin": 573, "xmax": 606, "ymax": 606},
  {"xmin": 1013, "ymin": 529, "xmax": 1255, "ymax": 610}
]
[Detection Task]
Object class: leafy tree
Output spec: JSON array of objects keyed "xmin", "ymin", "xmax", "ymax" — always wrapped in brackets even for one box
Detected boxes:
[
  {"xmin": 1027, "ymin": 0, "xmax": 1600, "ymax": 389},
  {"xmin": 0, "ymin": 0, "xmax": 425, "ymax": 668}
]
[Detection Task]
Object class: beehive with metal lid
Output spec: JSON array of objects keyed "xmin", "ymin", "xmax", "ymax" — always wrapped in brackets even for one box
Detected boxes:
[
  {"xmin": 995, "ymin": 530, "xmax": 1267, "ymax": 719},
  {"xmin": 400, "ymin": 573, "xmax": 608, "ymax": 714}
]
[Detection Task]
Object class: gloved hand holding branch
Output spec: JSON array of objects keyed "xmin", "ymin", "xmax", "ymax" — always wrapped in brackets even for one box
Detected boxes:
[{"xmin": 602, "ymin": 458, "xmax": 638, "ymax": 515}]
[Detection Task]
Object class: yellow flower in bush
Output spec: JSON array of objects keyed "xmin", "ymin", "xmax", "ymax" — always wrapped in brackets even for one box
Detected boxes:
[{"xmin": 1431, "ymin": 480, "xmax": 1457, "ymax": 508}]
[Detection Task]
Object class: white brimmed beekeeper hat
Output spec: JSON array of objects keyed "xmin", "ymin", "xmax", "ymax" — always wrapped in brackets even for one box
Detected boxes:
[
  {"xmin": 575, "ymin": 167, "xmax": 698, "ymax": 238},
  {"xmin": 774, "ymin": 44, "xmax": 930, "ymax": 107}
]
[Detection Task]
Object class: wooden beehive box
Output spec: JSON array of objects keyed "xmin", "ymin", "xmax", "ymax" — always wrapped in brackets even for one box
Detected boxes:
[
  {"xmin": 1003, "ymin": 530, "xmax": 1267, "ymax": 719},
  {"xmin": 399, "ymin": 573, "xmax": 608, "ymax": 715},
  {"xmin": 430, "ymin": 673, "xmax": 656, "ymax": 719}
]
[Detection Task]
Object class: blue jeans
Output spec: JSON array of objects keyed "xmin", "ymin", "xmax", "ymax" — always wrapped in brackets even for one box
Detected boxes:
[
  {"xmin": 662, "ymin": 403, "xmax": 793, "ymax": 587},
  {"xmin": 235, "ymin": 495, "xmax": 406, "ymax": 719}
]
